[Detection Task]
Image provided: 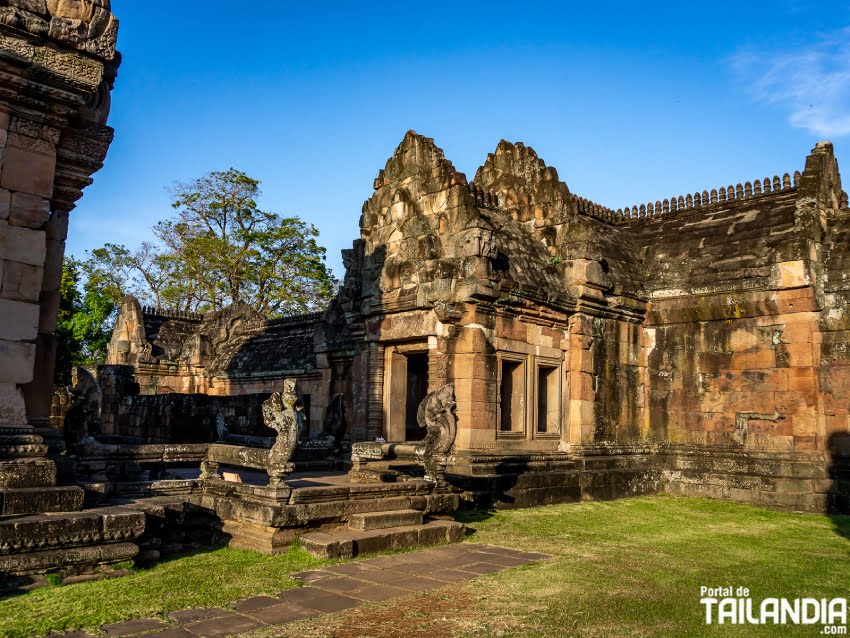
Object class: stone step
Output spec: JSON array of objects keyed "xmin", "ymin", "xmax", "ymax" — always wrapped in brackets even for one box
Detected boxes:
[
  {"xmin": 0, "ymin": 458, "xmax": 56, "ymax": 488},
  {"xmin": 348, "ymin": 508, "xmax": 423, "ymax": 531},
  {"xmin": 0, "ymin": 541, "xmax": 139, "ymax": 578},
  {"xmin": 0, "ymin": 507, "xmax": 145, "ymax": 555},
  {"xmin": 300, "ymin": 519, "xmax": 465, "ymax": 559},
  {"xmin": 0, "ymin": 485, "xmax": 83, "ymax": 515}
]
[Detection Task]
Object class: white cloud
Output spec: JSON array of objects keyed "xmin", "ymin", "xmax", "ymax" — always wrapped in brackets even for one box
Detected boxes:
[{"xmin": 732, "ymin": 27, "xmax": 850, "ymax": 138}]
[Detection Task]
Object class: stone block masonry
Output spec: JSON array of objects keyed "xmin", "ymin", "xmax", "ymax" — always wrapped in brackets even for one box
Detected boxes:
[
  {"xmin": 0, "ymin": 0, "xmax": 129, "ymax": 585},
  {"xmin": 103, "ymin": 132, "xmax": 850, "ymax": 514}
]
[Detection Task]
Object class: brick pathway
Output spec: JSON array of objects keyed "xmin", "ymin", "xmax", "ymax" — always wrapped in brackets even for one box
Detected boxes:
[{"xmin": 47, "ymin": 543, "xmax": 548, "ymax": 638}]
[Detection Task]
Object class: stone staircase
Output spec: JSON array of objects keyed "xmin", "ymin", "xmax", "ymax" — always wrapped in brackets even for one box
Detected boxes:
[
  {"xmin": 299, "ymin": 508, "xmax": 465, "ymax": 558},
  {"xmin": 0, "ymin": 506, "xmax": 144, "ymax": 590}
]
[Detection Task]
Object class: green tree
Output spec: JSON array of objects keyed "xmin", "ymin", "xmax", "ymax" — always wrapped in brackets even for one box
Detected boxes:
[
  {"xmin": 82, "ymin": 242, "xmax": 172, "ymax": 307},
  {"xmin": 156, "ymin": 168, "xmax": 335, "ymax": 315},
  {"xmin": 54, "ymin": 257, "xmax": 117, "ymax": 384},
  {"xmin": 54, "ymin": 168, "xmax": 335, "ymax": 382}
]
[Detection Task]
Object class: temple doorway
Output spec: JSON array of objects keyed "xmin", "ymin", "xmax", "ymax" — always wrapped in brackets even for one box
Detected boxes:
[{"xmin": 384, "ymin": 347, "xmax": 429, "ymax": 442}]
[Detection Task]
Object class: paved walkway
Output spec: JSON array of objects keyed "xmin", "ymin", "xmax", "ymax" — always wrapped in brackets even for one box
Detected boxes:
[{"xmin": 50, "ymin": 543, "xmax": 549, "ymax": 638}]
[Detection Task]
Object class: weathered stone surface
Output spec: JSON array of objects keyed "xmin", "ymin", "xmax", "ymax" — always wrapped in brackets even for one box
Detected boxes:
[
  {"xmin": 0, "ymin": 459, "xmax": 56, "ymax": 488},
  {"xmin": 97, "ymin": 134, "xmax": 850, "ymax": 515},
  {"xmin": 0, "ymin": 144, "xmax": 56, "ymax": 198},
  {"xmin": 0, "ymin": 298, "xmax": 39, "ymax": 341},
  {"xmin": 264, "ymin": 380, "xmax": 301, "ymax": 486},
  {"xmin": 0, "ymin": 339, "xmax": 36, "ymax": 384},
  {"xmin": 42, "ymin": 239, "xmax": 65, "ymax": 290},
  {"xmin": 300, "ymin": 519, "xmax": 466, "ymax": 558},
  {"xmin": 38, "ymin": 289, "xmax": 60, "ymax": 333},
  {"xmin": 101, "ymin": 618, "xmax": 167, "ymax": 637},
  {"xmin": 416, "ymin": 384, "xmax": 456, "ymax": 456},
  {"xmin": 45, "ymin": 209, "xmax": 69, "ymax": 240},
  {"xmin": 0, "ymin": 541, "xmax": 138, "ymax": 575},
  {"xmin": 1, "ymin": 260, "xmax": 43, "ymax": 302},
  {"xmin": 0, "ymin": 189, "xmax": 11, "ymax": 220},
  {"xmin": 0, "ymin": 222, "xmax": 45, "ymax": 266},
  {"xmin": 348, "ymin": 509, "xmax": 423, "ymax": 530},
  {"xmin": 8, "ymin": 192, "xmax": 50, "ymax": 228},
  {"xmin": 0, "ymin": 382, "xmax": 27, "ymax": 425},
  {"xmin": 1, "ymin": 485, "xmax": 83, "ymax": 515}
]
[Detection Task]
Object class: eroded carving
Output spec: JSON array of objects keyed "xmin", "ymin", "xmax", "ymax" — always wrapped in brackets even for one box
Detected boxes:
[
  {"xmin": 63, "ymin": 366, "xmax": 101, "ymax": 449},
  {"xmin": 264, "ymin": 379, "xmax": 301, "ymax": 487},
  {"xmin": 415, "ymin": 383, "xmax": 457, "ymax": 458}
]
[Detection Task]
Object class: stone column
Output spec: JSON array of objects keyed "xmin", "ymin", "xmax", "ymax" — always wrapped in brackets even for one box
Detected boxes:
[
  {"xmin": 0, "ymin": 2, "xmax": 119, "ymax": 513},
  {"xmin": 567, "ymin": 313, "xmax": 596, "ymax": 446}
]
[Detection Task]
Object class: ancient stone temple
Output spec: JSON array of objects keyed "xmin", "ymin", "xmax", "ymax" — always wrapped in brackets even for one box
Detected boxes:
[
  {"xmin": 0, "ymin": 1, "xmax": 137, "ymax": 584},
  {"xmin": 105, "ymin": 130, "xmax": 850, "ymax": 513}
]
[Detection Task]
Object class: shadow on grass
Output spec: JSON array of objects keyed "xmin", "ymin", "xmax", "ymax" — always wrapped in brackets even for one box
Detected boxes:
[
  {"xmin": 0, "ymin": 536, "xmax": 233, "ymax": 603},
  {"xmin": 452, "ymin": 508, "xmax": 496, "ymax": 536},
  {"xmin": 446, "ymin": 458, "xmax": 532, "ymax": 537}
]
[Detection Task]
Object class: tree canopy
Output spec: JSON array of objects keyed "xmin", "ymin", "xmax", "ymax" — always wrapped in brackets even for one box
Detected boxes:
[
  {"xmin": 55, "ymin": 257, "xmax": 117, "ymax": 383},
  {"xmin": 83, "ymin": 168, "xmax": 335, "ymax": 315}
]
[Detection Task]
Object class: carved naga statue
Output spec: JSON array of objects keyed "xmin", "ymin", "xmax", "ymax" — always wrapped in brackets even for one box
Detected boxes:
[
  {"xmin": 64, "ymin": 367, "xmax": 102, "ymax": 451},
  {"xmin": 321, "ymin": 393, "xmax": 348, "ymax": 451},
  {"xmin": 264, "ymin": 379, "xmax": 301, "ymax": 488},
  {"xmin": 416, "ymin": 383, "xmax": 457, "ymax": 474}
]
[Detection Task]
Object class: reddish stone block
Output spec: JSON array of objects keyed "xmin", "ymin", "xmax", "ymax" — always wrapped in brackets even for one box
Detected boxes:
[
  {"xmin": 569, "ymin": 333, "xmax": 592, "ymax": 350},
  {"xmin": 731, "ymin": 391, "xmax": 775, "ymax": 414},
  {"xmin": 749, "ymin": 417, "xmax": 791, "ymax": 436},
  {"xmin": 793, "ymin": 415, "xmax": 818, "ymax": 436},
  {"xmin": 788, "ymin": 367, "xmax": 815, "ymax": 392},
  {"xmin": 0, "ymin": 145, "xmax": 55, "ymax": 198},
  {"xmin": 703, "ymin": 412, "xmax": 734, "ymax": 432},
  {"xmin": 825, "ymin": 415, "xmax": 848, "ymax": 434},
  {"xmin": 775, "ymin": 390, "xmax": 816, "ymax": 414},
  {"xmin": 776, "ymin": 289, "xmax": 820, "ymax": 315},
  {"xmin": 8, "ymin": 192, "xmax": 49, "ymax": 228},
  {"xmin": 781, "ymin": 321, "xmax": 814, "ymax": 343},
  {"xmin": 684, "ymin": 411, "xmax": 703, "ymax": 431},
  {"xmin": 570, "ymin": 349, "xmax": 593, "ymax": 373},
  {"xmin": 736, "ymin": 369, "xmax": 787, "ymax": 392},
  {"xmin": 698, "ymin": 352, "xmax": 732, "ymax": 374},
  {"xmin": 575, "ymin": 372, "xmax": 595, "ymax": 401},
  {"xmin": 794, "ymin": 436, "xmax": 821, "ymax": 451},
  {"xmin": 0, "ymin": 260, "xmax": 43, "ymax": 302},
  {"xmin": 730, "ymin": 349, "xmax": 776, "ymax": 370},
  {"xmin": 783, "ymin": 343, "xmax": 814, "ymax": 367}
]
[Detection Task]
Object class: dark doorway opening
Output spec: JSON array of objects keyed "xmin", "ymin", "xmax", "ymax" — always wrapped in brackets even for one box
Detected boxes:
[{"xmin": 405, "ymin": 353, "xmax": 429, "ymax": 441}]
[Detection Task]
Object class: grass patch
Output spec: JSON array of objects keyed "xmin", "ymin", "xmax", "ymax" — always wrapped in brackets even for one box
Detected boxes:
[
  {"xmin": 450, "ymin": 495, "xmax": 850, "ymax": 637},
  {"xmin": 5, "ymin": 496, "xmax": 850, "ymax": 638},
  {"xmin": 0, "ymin": 544, "xmax": 326, "ymax": 638}
]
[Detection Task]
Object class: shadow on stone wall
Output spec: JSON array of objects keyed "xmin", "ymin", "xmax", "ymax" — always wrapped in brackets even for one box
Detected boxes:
[
  {"xmin": 101, "ymin": 391, "xmax": 273, "ymax": 443},
  {"xmin": 827, "ymin": 432, "xmax": 850, "ymax": 540}
]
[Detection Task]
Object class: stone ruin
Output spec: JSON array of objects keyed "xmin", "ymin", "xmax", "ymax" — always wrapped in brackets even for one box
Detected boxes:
[
  {"xmin": 100, "ymin": 130, "xmax": 850, "ymax": 514},
  {"xmin": 1, "ymin": 1, "xmax": 850, "ymax": 589}
]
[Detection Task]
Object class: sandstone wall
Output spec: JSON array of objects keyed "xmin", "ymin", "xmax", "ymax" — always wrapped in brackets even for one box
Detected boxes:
[{"xmin": 0, "ymin": 1, "xmax": 119, "ymax": 434}]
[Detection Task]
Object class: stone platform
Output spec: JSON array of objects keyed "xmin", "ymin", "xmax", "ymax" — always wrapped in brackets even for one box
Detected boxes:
[
  {"xmin": 0, "ymin": 506, "xmax": 145, "ymax": 590},
  {"xmin": 191, "ymin": 470, "xmax": 463, "ymax": 555}
]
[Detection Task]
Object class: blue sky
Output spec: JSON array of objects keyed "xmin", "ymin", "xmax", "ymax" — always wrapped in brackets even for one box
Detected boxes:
[{"xmin": 69, "ymin": 1, "xmax": 850, "ymax": 278}]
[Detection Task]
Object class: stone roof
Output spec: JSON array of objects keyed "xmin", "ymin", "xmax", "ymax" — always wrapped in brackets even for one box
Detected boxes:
[
  {"xmin": 341, "ymin": 133, "xmax": 848, "ymax": 321},
  {"xmin": 206, "ymin": 313, "xmax": 322, "ymax": 378},
  {"xmin": 109, "ymin": 296, "xmax": 323, "ymax": 379}
]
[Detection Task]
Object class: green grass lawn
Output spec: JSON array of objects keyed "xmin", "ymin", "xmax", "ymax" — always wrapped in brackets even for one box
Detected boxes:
[
  {"xmin": 448, "ymin": 495, "xmax": 850, "ymax": 637},
  {"xmin": 0, "ymin": 544, "xmax": 325, "ymax": 638},
  {"xmin": 2, "ymin": 496, "xmax": 849, "ymax": 638}
]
